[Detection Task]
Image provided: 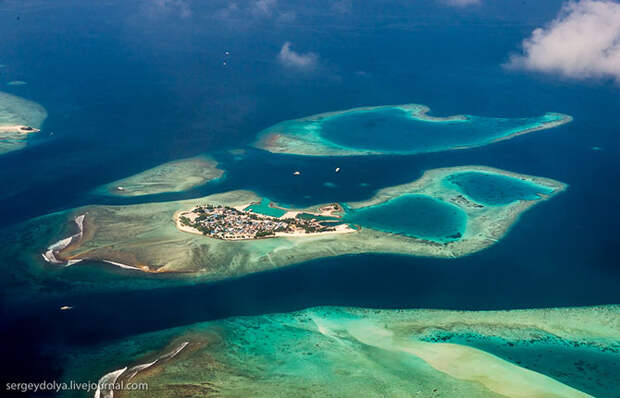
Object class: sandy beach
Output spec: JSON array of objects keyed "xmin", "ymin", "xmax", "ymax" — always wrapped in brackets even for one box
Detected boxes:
[
  {"xmin": 0, "ymin": 124, "xmax": 40, "ymax": 135},
  {"xmin": 173, "ymin": 207, "xmax": 356, "ymax": 240}
]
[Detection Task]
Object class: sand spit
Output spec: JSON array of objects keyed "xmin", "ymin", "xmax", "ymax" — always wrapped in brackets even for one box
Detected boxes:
[
  {"xmin": 0, "ymin": 91, "xmax": 47, "ymax": 155},
  {"xmin": 91, "ymin": 305, "xmax": 619, "ymax": 397},
  {"xmin": 97, "ymin": 155, "xmax": 224, "ymax": 197},
  {"xmin": 41, "ymin": 214, "xmax": 85, "ymax": 265},
  {"xmin": 102, "ymin": 260, "xmax": 147, "ymax": 272},
  {"xmin": 93, "ymin": 342, "xmax": 189, "ymax": 398}
]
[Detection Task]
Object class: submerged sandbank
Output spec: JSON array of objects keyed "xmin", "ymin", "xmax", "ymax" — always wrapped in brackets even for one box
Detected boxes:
[
  {"xmin": 0, "ymin": 91, "xmax": 47, "ymax": 155},
  {"xmin": 253, "ymin": 103, "xmax": 572, "ymax": 156},
  {"xmin": 96, "ymin": 155, "xmax": 224, "ymax": 197},
  {"xmin": 45, "ymin": 166, "xmax": 565, "ymax": 277},
  {"xmin": 84, "ymin": 305, "xmax": 618, "ymax": 398}
]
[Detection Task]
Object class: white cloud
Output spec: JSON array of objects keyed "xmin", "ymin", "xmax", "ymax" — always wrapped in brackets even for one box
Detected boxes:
[
  {"xmin": 277, "ymin": 42, "xmax": 319, "ymax": 70},
  {"xmin": 251, "ymin": 0, "xmax": 276, "ymax": 17},
  {"xmin": 214, "ymin": 2, "xmax": 239, "ymax": 19},
  {"xmin": 440, "ymin": 0, "xmax": 481, "ymax": 7},
  {"xmin": 331, "ymin": 0, "xmax": 353, "ymax": 13},
  {"xmin": 144, "ymin": 0, "xmax": 192, "ymax": 19},
  {"xmin": 215, "ymin": 0, "xmax": 295, "ymax": 22},
  {"xmin": 506, "ymin": 0, "xmax": 620, "ymax": 82}
]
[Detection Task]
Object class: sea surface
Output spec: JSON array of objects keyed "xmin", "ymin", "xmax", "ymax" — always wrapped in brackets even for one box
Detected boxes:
[{"xmin": 0, "ymin": 0, "xmax": 619, "ymax": 396}]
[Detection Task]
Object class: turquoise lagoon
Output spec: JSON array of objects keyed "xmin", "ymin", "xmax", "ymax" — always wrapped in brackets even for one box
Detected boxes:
[
  {"xmin": 256, "ymin": 105, "xmax": 571, "ymax": 156},
  {"xmin": 445, "ymin": 171, "xmax": 554, "ymax": 206},
  {"xmin": 344, "ymin": 194, "xmax": 466, "ymax": 242},
  {"xmin": 244, "ymin": 197, "xmax": 287, "ymax": 217},
  {"xmin": 243, "ymin": 195, "xmax": 467, "ymax": 243}
]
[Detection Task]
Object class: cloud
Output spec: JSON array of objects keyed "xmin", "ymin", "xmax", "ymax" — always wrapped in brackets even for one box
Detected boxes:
[
  {"xmin": 216, "ymin": 0, "xmax": 295, "ymax": 22},
  {"xmin": 440, "ymin": 0, "xmax": 481, "ymax": 7},
  {"xmin": 143, "ymin": 0, "xmax": 192, "ymax": 19},
  {"xmin": 277, "ymin": 42, "xmax": 319, "ymax": 70},
  {"xmin": 331, "ymin": 0, "xmax": 353, "ymax": 13},
  {"xmin": 251, "ymin": 0, "xmax": 276, "ymax": 17},
  {"xmin": 506, "ymin": 0, "xmax": 620, "ymax": 82}
]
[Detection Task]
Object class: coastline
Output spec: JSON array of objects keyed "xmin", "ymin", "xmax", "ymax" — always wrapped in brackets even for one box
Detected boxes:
[
  {"xmin": 0, "ymin": 91, "xmax": 48, "ymax": 155},
  {"xmin": 97, "ymin": 155, "xmax": 224, "ymax": 197},
  {"xmin": 41, "ymin": 214, "xmax": 86, "ymax": 265},
  {"xmin": 253, "ymin": 103, "xmax": 572, "ymax": 156},
  {"xmin": 83, "ymin": 305, "xmax": 619, "ymax": 398},
  {"xmin": 42, "ymin": 166, "xmax": 567, "ymax": 277},
  {"xmin": 0, "ymin": 124, "xmax": 40, "ymax": 134},
  {"xmin": 173, "ymin": 205, "xmax": 356, "ymax": 241}
]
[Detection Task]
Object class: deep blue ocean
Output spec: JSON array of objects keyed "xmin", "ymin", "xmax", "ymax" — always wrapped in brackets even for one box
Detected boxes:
[{"xmin": 0, "ymin": 0, "xmax": 618, "ymax": 396}]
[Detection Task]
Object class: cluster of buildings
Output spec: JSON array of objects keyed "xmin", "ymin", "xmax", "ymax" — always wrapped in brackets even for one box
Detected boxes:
[{"xmin": 178, "ymin": 204, "xmax": 336, "ymax": 240}]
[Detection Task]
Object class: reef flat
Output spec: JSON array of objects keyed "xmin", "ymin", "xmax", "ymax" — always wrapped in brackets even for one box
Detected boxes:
[
  {"xmin": 253, "ymin": 104, "xmax": 572, "ymax": 156},
  {"xmin": 0, "ymin": 91, "xmax": 47, "ymax": 155},
  {"xmin": 82, "ymin": 305, "xmax": 619, "ymax": 398},
  {"xmin": 96, "ymin": 155, "xmax": 224, "ymax": 197},
  {"xmin": 42, "ymin": 166, "xmax": 565, "ymax": 277}
]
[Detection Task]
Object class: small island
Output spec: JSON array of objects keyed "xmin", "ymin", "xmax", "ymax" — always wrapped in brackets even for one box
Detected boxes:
[
  {"xmin": 76, "ymin": 305, "xmax": 618, "ymax": 398},
  {"xmin": 40, "ymin": 166, "xmax": 566, "ymax": 278},
  {"xmin": 175, "ymin": 203, "xmax": 353, "ymax": 240},
  {"xmin": 253, "ymin": 103, "xmax": 572, "ymax": 156},
  {"xmin": 96, "ymin": 155, "xmax": 224, "ymax": 197},
  {"xmin": 0, "ymin": 91, "xmax": 47, "ymax": 155}
]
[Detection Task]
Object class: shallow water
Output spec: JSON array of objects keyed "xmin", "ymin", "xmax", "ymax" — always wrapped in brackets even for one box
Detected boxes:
[
  {"xmin": 244, "ymin": 197, "xmax": 287, "ymax": 217},
  {"xmin": 444, "ymin": 171, "xmax": 554, "ymax": 205},
  {"xmin": 343, "ymin": 194, "xmax": 466, "ymax": 242},
  {"xmin": 442, "ymin": 334, "xmax": 620, "ymax": 398},
  {"xmin": 0, "ymin": 0, "xmax": 619, "ymax": 395},
  {"xmin": 320, "ymin": 107, "xmax": 555, "ymax": 153}
]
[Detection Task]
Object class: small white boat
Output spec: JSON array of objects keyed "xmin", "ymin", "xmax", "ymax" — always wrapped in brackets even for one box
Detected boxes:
[
  {"xmin": 293, "ymin": 171, "xmax": 301, "ymax": 175},
  {"xmin": 335, "ymin": 167, "xmax": 340, "ymax": 173},
  {"xmin": 116, "ymin": 186, "xmax": 125, "ymax": 191},
  {"xmin": 60, "ymin": 305, "xmax": 73, "ymax": 311}
]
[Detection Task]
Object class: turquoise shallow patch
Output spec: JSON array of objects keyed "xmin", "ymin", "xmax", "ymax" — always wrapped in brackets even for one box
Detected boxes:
[
  {"xmin": 445, "ymin": 171, "xmax": 554, "ymax": 206},
  {"xmin": 254, "ymin": 104, "xmax": 571, "ymax": 156},
  {"xmin": 314, "ymin": 107, "xmax": 563, "ymax": 153},
  {"xmin": 344, "ymin": 194, "xmax": 466, "ymax": 242},
  {"xmin": 244, "ymin": 197, "xmax": 287, "ymax": 217},
  {"xmin": 427, "ymin": 332, "xmax": 620, "ymax": 398}
]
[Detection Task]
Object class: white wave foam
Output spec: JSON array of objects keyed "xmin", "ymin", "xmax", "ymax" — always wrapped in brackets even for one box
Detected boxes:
[
  {"xmin": 93, "ymin": 342, "xmax": 189, "ymax": 397},
  {"xmin": 161, "ymin": 341, "xmax": 189, "ymax": 361},
  {"xmin": 41, "ymin": 214, "xmax": 85, "ymax": 266},
  {"xmin": 74, "ymin": 214, "xmax": 85, "ymax": 239},
  {"xmin": 124, "ymin": 360, "xmax": 157, "ymax": 381},
  {"xmin": 102, "ymin": 260, "xmax": 143, "ymax": 271},
  {"xmin": 94, "ymin": 366, "xmax": 127, "ymax": 398}
]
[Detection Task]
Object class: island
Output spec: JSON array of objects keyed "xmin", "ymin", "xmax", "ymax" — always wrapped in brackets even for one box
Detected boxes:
[
  {"xmin": 68, "ymin": 305, "xmax": 619, "ymax": 398},
  {"xmin": 40, "ymin": 166, "xmax": 566, "ymax": 278},
  {"xmin": 175, "ymin": 203, "xmax": 354, "ymax": 240},
  {"xmin": 0, "ymin": 91, "xmax": 47, "ymax": 155},
  {"xmin": 95, "ymin": 155, "xmax": 224, "ymax": 197},
  {"xmin": 253, "ymin": 104, "xmax": 572, "ymax": 156}
]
